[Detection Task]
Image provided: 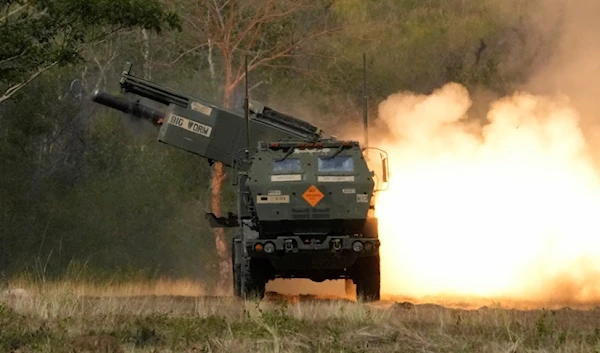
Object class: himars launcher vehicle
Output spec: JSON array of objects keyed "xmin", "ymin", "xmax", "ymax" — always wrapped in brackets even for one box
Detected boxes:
[{"xmin": 92, "ymin": 59, "xmax": 390, "ymax": 301}]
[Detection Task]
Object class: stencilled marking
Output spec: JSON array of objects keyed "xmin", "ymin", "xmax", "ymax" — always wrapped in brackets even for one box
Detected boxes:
[
  {"xmin": 356, "ymin": 194, "xmax": 369, "ymax": 203},
  {"xmin": 294, "ymin": 148, "xmax": 332, "ymax": 154},
  {"xmin": 342, "ymin": 188, "xmax": 356, "ymax": 194},
  {"xmin": 191, "ymin": 101, "xmax": 213, "ymax": 116},
  {"xmin": 256, "ymin": 195, "xmax": 290, "ymax": 204},
  {"xmin": 168, "ymin": 114, "xmax": 212, "ymax": 137},
  {"xmin": 271, "ymin": 174, "xmax": 302, "ymax": 182},
  {"xmin": 268, "ymin": 190, "xmax": 282, "ymax": 196},
  {"xmin": 318, "ymin": 176, "xmax": 355, "ymax": 182}
]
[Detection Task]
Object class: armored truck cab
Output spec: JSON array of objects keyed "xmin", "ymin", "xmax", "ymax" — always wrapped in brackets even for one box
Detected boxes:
[{"xmin": 233, "ymin": 140, "xmax": 381, "ymax": 300}]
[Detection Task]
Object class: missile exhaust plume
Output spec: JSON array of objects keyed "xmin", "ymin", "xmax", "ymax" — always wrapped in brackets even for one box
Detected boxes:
[
  {"xmin": 372, "ymin": 83, "xmax": 600, "ymax": 303},
  {"xmin": 318, "ymin": 0, "xmax": 600, "ymax": 306}
]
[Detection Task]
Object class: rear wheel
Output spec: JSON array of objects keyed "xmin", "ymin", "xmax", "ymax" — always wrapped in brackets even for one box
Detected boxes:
[{"xmin": 353, "ymin": 255, "xmax": 380, "ymax": 302}]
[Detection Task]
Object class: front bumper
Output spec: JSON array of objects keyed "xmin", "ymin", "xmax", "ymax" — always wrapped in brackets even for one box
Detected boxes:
[
  {"xmin": 245, "ymin": 236, "xmax": 379, "ymax": 273},
  {"xmin": 246, "ymin": 236, "xmax": 380, "ymax": 256}
]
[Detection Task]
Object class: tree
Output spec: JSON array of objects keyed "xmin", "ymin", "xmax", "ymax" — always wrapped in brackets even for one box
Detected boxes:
[
  {"xmin": 170, "ymin": 0, "xmax": 340, "ymax": 291},
  {"xmin": 0, "ymin": 0, "xmax": 180, "ymax": 104}
]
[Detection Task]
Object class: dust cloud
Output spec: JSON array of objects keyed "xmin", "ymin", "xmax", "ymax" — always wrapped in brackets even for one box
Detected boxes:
[
  {"xmin": 373, "ymin": 83, "xmax": 600, "ymax": 301},
  {"xmin": 266, "ymin": 279, "xmax": 354, "ymax": 300},
  {"xmin": 255, "ymin": 0, "xmax": 600, "ymax": 306},
  {"xmin": 525, "ymin": 0, "xmax": 600, "ymax": 164},
  {"xmin": 369, "ymin": 0, "xmax": 600, "ymax": 304}
]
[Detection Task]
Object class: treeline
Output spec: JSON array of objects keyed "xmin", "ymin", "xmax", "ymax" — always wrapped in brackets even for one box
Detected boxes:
[{"xmin": 0, "ymin": 0, "xmax": 559, "ymax": 289}]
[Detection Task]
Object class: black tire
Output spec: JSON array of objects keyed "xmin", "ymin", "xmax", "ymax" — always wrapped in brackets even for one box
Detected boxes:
[
  {"xmin": 240, "ymin": 257, "xmax": 266, "ymax": 300},
  {"xmin": 354, "ymin": 255, "xmax": 380, "ymax": 302},
  {"xmin": 232, "ymin": 240, "xmax": 242, "ymax": 298}
]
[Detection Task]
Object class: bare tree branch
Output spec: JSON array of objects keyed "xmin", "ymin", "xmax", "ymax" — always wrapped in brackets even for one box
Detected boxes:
[
  {"xmin": 208, "ymin": 39, "xmax": 216, "ymax": 84},
  {"xmin": 260, "ymin": 63, "xmax": 328, "ymax": 85},
  {"xmin": 141, "ymin": 28, "xmax": 152, "ymax": 80},
  {"xmin": 230, "ymin": 0, "xmax": 309, "ymax": 54},
  {"xmin": 249, "ymin": 80, "xmax": 264, "ymax": 92},
  {"xmin": 211, "ymin": 0, "xmax": 225, "ymax": 28},
  {"xmin": 0, "ymin": 49, "xmax": 28, "ymax": 65},
  {"xmin": 92, "ymin": 43, "xmax": 118, "ymax": 90},
  {"xmin": 180, "ymin": 13, "xmax": 205, "ymax": 36},
  {"xmin": 0, "ymin": 2, "xmax": 29, "ymax": 24},
  {"xmin": 170, "ymin": 43, "xmax": 207, "ymax": 65},
  {"xmin": 0, "ymin": 24, "xmax": 129, "ymax": 107},
  {"xmin": 229, "ymin": 26, "xmax": 341, "ymax": 90},
  {"xmin": 0, "ymin": 61, "xmax": 58, "ymax": 104}
]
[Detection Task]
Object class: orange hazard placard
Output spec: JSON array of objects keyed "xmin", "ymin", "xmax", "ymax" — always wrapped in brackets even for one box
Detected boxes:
[{"xmin": 303, "ymin": 185, "xmax": 324, "ymax": 207}]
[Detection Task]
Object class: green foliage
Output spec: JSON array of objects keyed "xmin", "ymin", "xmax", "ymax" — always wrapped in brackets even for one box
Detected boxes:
[
  {"xmin": 0, "ymin": 0, "xmax": 180, "ymax": 100},
  {"xmin": 327, "ymin": 0, "xmax": 511, "ymax": 96},
  {"xmin": 0, "ymin": 72, "xmax": 218, "ymax": 281},
  {"xmin": 0, "ymin": 304, "xmax": 68, "ymax": 352},
  {"xmin": 107, "ymin": 313, "xmax": 229, "ymax": 349}
]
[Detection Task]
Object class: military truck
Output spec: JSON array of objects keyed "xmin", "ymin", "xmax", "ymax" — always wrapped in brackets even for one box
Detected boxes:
[{"xmin": 92, "ymin": 62, "xmax": 389, "ymax": 301}]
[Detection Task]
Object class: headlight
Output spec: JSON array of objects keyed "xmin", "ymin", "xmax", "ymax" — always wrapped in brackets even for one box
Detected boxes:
[
  {"xmin": 352, "ymin": 241, "xmax": 364, "ymax": 252},
  {"xmin": 264, "ymin": 242, "xmax": 276, "ymax": 253},
  {"xmin": 364, "ymin": 242, "xmax": 373, "ymax": 251}
]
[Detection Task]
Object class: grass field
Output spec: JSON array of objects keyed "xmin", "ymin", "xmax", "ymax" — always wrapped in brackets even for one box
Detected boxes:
[{"xmin": 2, "ymin": 279, "xmax": 600, "ymax": 352}]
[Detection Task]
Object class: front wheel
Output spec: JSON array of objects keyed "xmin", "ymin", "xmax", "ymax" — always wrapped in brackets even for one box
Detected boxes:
[
  {"xmin": 240, "ymin": 257, "xmax": 266, "ymax": 300},
  {"xmin": 232, "ymin": 240, "xmax": 242, "ymax": 298},
  {"xmin": 353, "ymin": 255, "xmax": 380, "ymax": 302}
]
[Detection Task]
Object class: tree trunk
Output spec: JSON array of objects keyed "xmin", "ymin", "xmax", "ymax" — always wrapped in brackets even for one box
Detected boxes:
[
  {"xmin": 212, "ymin": 64, "xmax": 235, "ymax": 293},
  {"xmin": 211, "ymin": 162, "xmax": 230, "ymax": 293}
]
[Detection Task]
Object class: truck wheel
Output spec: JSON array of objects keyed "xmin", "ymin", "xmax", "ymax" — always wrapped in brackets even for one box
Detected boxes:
[
  {"xmin": 232, "ymin": 241, "xmax": 242, "ymax": 298},
  {"xmin": 354, "ymin": 255, "xmax": 380, "ymax": 302},
  {"xmin": 240, "ymin": 257, "xmax": 266, "ymax": 300}
]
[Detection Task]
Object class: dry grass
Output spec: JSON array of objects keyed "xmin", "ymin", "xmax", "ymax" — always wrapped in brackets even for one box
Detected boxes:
[
  {"xmin": 2, "ymin": 280, "xmax": 600, "ymax": 352},
  {"xmin": 5, "ymin": 277, "xmax": 209, "ymax": 298}
]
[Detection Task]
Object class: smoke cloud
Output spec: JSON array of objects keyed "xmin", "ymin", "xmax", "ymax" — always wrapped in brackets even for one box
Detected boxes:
[
  {"xmin": 526, "ymin": 0, "xmax": 600, "ymax": 164},
  {"xmin": 373, "ymin": 83, "xmax": 600, "ymax": 301},
  {"xmin": 256, "ymin": 0, "xmax": 600, "ymax": 306},
  {"xmin": 369, "ymin": 0, "xmax": 600, "ymax": 304}
]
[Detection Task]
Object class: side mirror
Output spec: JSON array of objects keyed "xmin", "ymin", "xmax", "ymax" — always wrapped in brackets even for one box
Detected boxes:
[
  {"xmin": 381, "ymin": 155, "xmax": 389, "ymax": 183},
  {"xmin": 361, "ymin": 146, "xmax": 390, "ymax": 192}
]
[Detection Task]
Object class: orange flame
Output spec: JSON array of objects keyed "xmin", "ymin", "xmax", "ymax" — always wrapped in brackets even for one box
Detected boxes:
[{"xmin": 371, "ymin": 83, "xmax": 600, "ymax": 303}]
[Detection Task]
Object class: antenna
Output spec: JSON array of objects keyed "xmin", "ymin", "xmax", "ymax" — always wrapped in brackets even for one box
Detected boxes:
[
  {"xmin": 362, "ymin": 53, "xmax": 369, "ymax": 157},
  {"xmin": 237, "ymin": 55, "xmax": 251, "ymax": 248},
  {"xmin": 245, "ymin": 55, "xmax": 250, "ymax": 151}
]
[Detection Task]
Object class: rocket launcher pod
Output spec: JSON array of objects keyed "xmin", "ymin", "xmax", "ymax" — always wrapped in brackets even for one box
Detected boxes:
[{"xmin": 92, "ymin": 63, "xmax": 324, "ymax": 169}]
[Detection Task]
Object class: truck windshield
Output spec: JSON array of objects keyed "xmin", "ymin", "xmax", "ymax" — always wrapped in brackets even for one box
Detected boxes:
[
  {"xmin": 318, "ymin": 156, "xmax": 354, "ymax": 172},
  {"xmin": 272, "ymin": 158, "xmax": 301, "ymax": 172}
]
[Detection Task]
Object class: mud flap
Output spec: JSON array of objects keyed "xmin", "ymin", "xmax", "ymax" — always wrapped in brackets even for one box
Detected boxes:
[{"xmin": 232, "ymin": 238, "xmax": 242, "ymax": 297}]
